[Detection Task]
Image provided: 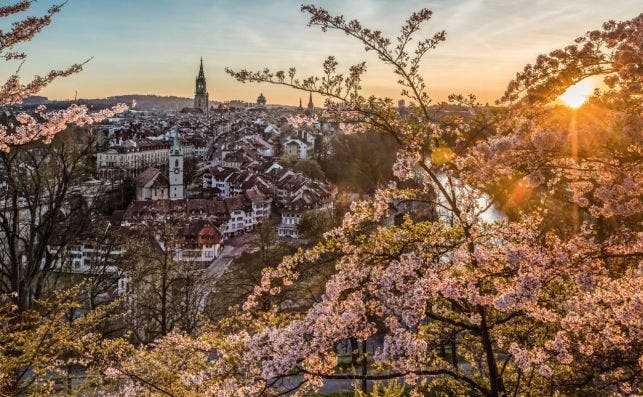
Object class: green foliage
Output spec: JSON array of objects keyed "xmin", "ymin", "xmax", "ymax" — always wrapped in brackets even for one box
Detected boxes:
[
  {"xmin": 279, "ymin": 153, "xmax": 296, "ymax": 166},
  {"xmin": 206, "ymin": 245, "xmax": 295, "ymax": 319},
  {"xmin": 183, "ymin": 156, "xmax": 199, "ymax": 185},
  {"xmin": 298, "ymin": 209, "xmax": 335, "ymax": 243},
  {"xmin": 294, "ymin": 159, "xmax": 326, "ymax": 180},
  {"xmin": 96, "ymin": 177, "xmax": 135, "ymax": 215},
  {"xmin": 0, "ymin": 287, "xmax": 121, "ymax": 396},
  {"xmin": 364, "ymin": 381, "xmax": 406, "ymax": 397},
  {"xmin": 321, "ymin": 132, "xmax": 398, "ymax": 193}
]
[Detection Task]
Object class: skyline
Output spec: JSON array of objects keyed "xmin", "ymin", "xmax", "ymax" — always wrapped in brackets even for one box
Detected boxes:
[{"xmin": 2, "ymin": 0, "xmax": 640, "ymax": 105}]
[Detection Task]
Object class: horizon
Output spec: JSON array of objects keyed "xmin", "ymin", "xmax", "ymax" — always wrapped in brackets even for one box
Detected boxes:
[{"xmin": 1, "ymin": 0, "xmax": 640, "ymax": 105}]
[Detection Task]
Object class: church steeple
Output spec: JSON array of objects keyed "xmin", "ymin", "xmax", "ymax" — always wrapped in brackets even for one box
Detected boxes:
[
  {"xmin": 198, "ymin": 57, "xmax": 205, "ymax": 80},
  {"xmin": 171, "ymin": 129, "xmax": 182, "ymax": 155},
  {"xmin": 194, "ymin": 57, "xmax": 209, "ymax": 114},
  {"xmin": 305, "ymin": 91, "xmax": 314, "ymax": 116}
]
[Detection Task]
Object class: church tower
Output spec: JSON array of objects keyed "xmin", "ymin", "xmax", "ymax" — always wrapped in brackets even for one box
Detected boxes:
[
  {"xmin": 256, "ymin": 93, "xmax": 266, "ymax": 108},
  {"xmin": 169, "ymin": 131, "xmax": 184, "ymax": 201},
  {"xmin": 305, "ymin": 91, "xmax": 314, "ymax": 116},
  {"xmin": 194, "ymin": 58, "xmax": 209, "ymax": 114}
]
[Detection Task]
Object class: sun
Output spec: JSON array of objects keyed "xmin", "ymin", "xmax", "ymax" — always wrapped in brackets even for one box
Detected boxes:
[{"xmin": 558, "ymin": 78, "xmax": 593, "ymax": 108}]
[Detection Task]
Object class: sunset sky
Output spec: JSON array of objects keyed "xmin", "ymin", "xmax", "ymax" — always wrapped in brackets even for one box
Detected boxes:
[{"xmin": 2, "ymin": 0, "xmax": 640, "ymax": 105}]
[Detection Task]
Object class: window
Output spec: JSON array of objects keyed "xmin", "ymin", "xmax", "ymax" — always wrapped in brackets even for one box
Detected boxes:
[{"xmin": 175, "ymin": 159, "xmax": 179, "ymax": 168}]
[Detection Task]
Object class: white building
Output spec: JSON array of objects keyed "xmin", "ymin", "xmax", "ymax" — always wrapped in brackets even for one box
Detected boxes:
[
  {"xmin": 96, "ymin": 139, "xmax": 193, "ymax": 170},
  {"xmin": 96, "ymin": 138, "xmax": 192, "ymax": 179},
  {"xmin": 222, "ymin": 197, "xmax": 254, "ymax": 238},
  {"xmin": 66, "ymin": 243, "xmax": 123, "ymax": 275},
  {"xmin": 277, "ymin": 182, "xmax": 334, "ymax": 238},
  {"xmin": 283, "ymin": 138, "xmax": 310, "ymax": 160},
  {"xmin": 245, "ymin": 187, "xmax": 271, "ymax": 222},
  {"xmin": 169, "ymin": 220, "xmax": 223, "ymax": 264},
  {"xmin": 135, "ymin": 167, "xmax": 169, "ymax": 201}
]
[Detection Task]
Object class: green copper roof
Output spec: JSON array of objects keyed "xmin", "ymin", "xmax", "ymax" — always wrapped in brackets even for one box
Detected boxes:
[{"xmin": 170, "ymin": 130, "xmax": 182, "ymax": 154}]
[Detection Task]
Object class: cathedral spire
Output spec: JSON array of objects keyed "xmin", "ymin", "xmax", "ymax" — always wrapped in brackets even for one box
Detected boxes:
[
  {"xmin": 305, "ymin": 91, "xmax": 314, "ymax": 116},
  {"xmin": 194, "ymin": 57, "xmax": 209, "ymax": 114},
  {"xmin": 198, "ymin": 57, "xmax": 205, "ymax": 79}
]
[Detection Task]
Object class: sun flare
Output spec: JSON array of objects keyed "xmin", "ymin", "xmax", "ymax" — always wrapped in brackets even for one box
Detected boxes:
[{"xmin": 558, "ymin": 78, "xmax": 593, "ymax": 108}]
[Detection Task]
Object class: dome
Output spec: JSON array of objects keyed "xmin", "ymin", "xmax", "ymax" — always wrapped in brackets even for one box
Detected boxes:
[{"xmin": 257, "ymin": 93, "xmax": 266, "ymax": 104}]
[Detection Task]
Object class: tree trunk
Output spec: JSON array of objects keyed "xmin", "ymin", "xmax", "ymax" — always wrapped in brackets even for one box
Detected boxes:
[
  {"xmin": 450, "ymin": 333, "xmax": 458, "ymax": 369},
  {"xmin": 160, "ymin": 252, "xmax": 169, "ymax": 336},
  {"xmin": 479, "ymin": 307, "xmax": 504, "ymax": 396},
  {"xmin": 360, "ymin": 340, "xmax": 367, "ymax": 394}
]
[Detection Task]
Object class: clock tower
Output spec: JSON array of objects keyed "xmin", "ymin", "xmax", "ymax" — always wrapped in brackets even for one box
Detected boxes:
[{"xmin": 169, "ymin": 130, "xmax": 184, "ymax": 200}]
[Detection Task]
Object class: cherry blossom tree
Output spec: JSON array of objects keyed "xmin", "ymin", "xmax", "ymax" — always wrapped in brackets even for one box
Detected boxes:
[
  {"xmin": 121, "ymin": 216, "xmax": 216, "ymax": 344},
  {"xmin": 0, "ymin": 2, "xmax": 127, "ymax": 394},
  {"xmin": 0, "ymin": 0, "xmax": 128, "ymax": 313},
  {"xmin": 0, "ymin": 1, "xmax": 127, "ymax": 151},
  {"xmin": 0, "ymin": 286, "xmax": 121, "ymax": 395},
  {"xmin": 109, "ymin": 7, "xmax": 641, "ymax": 396}
]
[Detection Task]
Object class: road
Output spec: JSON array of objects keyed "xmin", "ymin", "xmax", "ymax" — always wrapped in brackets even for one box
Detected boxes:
[{"xmin": 206, "ymin": 233, "xmax": 259, "ymax": 278}]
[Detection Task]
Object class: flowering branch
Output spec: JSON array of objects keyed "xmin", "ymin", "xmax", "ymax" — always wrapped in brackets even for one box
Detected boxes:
[
  {"xmin": 500, "ymin": 13, "xmax": 642, "ymax": 105},
  {"xmin": 0, "ymin": 1, "xmax": 128, "ymax": 150}
]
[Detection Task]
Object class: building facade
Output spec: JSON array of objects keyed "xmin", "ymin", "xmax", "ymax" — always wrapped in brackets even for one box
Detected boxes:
[{"xmin": 135, "ymin": 167, "xmax": 169, "ymax": 201}]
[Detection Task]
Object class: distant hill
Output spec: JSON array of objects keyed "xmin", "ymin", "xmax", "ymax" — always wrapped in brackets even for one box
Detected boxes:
[
  {"xmin": 105, "ymin": 95, "xmax": 193, "ymax": 111},
  {"xmin": 14, "ymin": 95, "xmax": 302, "ymax": 112},
  {"xmin": 21, "ymin": 96, "xmax": 49, "ymax": 105},
  {"xmin": 16, "ymin": 95, "xmax": 193, "ymax": 111}
]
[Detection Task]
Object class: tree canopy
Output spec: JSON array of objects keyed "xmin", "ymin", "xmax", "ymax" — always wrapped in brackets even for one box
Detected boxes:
[{"xmin": 106, "ymin": 7, "xmax": 642, "ymax": 397}]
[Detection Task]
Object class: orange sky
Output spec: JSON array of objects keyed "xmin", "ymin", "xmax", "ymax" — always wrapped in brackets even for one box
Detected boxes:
[{"xmin": 2, "ymin": 0, "xmax": 640, "ymax": 105}]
